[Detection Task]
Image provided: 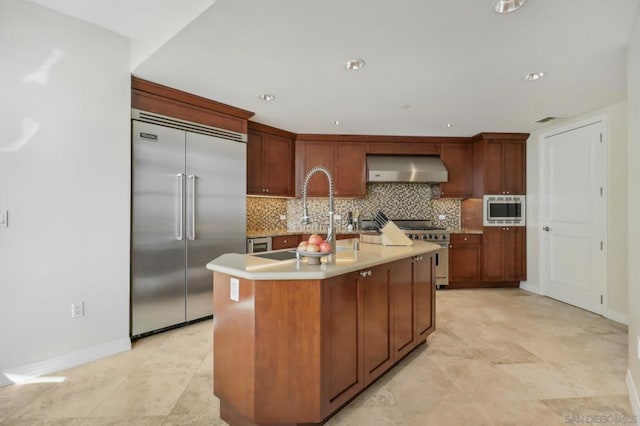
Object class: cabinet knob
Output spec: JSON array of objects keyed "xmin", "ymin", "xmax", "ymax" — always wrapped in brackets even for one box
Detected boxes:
[
  {"xmin": 464, "ymin": 237, "xmax": 468, "ymax": 241},
  {"xmin": 283, "ymin": 239, "xmax": 288, "ymax": 243},
  {"xmin": 543, "ymin": 226, "xmax": 551, "ymax": 232},
  {"xmin": 266, "ymin": 188, "xmax": 269, "ymax": 192}
]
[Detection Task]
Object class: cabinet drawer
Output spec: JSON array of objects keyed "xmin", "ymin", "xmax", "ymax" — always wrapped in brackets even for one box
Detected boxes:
[
  {"xmin": 450, "ymin": 234, "xmax": 482, "ymax": 246},
  {"xmin": 271, "ymin": 234, "xmax": 301, "ymax": 250}
]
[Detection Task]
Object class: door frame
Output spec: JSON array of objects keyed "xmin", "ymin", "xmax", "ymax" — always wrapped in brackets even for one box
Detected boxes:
[{"xmin": 537, "ymin": 114, "xmax": 608, "ymax": 316}]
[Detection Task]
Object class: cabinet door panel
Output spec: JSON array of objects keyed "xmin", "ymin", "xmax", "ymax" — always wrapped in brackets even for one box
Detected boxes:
[
  {"xmin": 303, "ymin": 142, "xmax": 335, "ymax": 197},
  {"xmin": 323, "ymin": 273, "xmax": 361, "ymax": 402},
  {"xmin": 271, "ymin": 234, "xmax": 301, "ymax": 250},
  {"xmin": 482, "ymin": 227, "xmax": 504, "ymax": 280},
  {"xmin": 440, "ymin": 143, "xmax": 473, "ymax": 198},
  {"xmin": 362, "ymin": 264, "xmax": 393, "ymax": 385},
  {"xmin": 391, "ymin": 258, "xmax": 414, "ymax": 360},
  {"xmin": 504, "ymin": 141, "xmax": 526, "ymax": 195},
  {"xmin": 484, "ymin": 140, "xmax": 504, "ymax": 194},
  {"xmin": 450, "ymin": 246, "xmax": 482, "ymax": 281},
  {"xmin": 246, "ymin": 131, "xmax": 263, "ymax": 194},
  {"xmin": 414, "ymin": 255, "xmax": 433, "ymax": 339},
  {"xmin": 505, "ymin": 227, "xmax": 526, "ymax": 280},
  {"xmin": 263, "ymin": 134, "xmax": 293, "ymax": 196},
  {"xmin": 335, "ymin": 142, "xmax": 366, "ymax": 197}
]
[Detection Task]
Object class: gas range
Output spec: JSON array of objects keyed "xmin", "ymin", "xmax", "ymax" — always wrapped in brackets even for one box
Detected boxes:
[{"xmin": 360, "ymin": 219, "xmax": 450, "ymax": 243}]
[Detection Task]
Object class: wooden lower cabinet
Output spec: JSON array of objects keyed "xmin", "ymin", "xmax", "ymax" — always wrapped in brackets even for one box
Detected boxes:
[
  {"xmin": 322, "ymin": 272, "xmax": 363, "ymax": 410},
  {"xmin": 449, "ymin": 234, "xmax": 483, "ymax": 282},
  {"xmin": 482, "ymin": 227, "xmax": 526, "ymax": 281},
  {"xmin": 362, "ymin": 263, "xmax": 393, "ymax": 385},
  {"xmin": 391, "ymin": 258, "xmax": 415, "ymax": 362},
  {"xmin": 414, "ymin": 254, "xmax": 435, "ymax": 338},
  {"xmin": 271, "ymin": 234, "xmax": 301, "ymax": 250},
  {"xmin": 213, "ymin": 253, "xmax": 436, "ymax": 425}
]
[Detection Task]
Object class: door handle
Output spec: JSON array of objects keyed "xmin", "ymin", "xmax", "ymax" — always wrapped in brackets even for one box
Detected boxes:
[
  {"xmin": 177, "ymin": 173, "xmax": 185, "ymax": 240},
  {"xmin": 188, "ymin": 175, "xmax": 196, "ymax": 240},
  {"xmin": 543, "ymin": 226, "xmax": 551, "ymax": 232}
]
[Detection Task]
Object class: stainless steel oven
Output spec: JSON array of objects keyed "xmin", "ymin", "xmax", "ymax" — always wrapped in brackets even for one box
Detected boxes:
[
  {"xmin": 246, "ymin": 236, "xmax": 272, "ymax": 253},
  {"xmin": 361, "ymin": 218, "xmax": 450, "ymax": 287}
]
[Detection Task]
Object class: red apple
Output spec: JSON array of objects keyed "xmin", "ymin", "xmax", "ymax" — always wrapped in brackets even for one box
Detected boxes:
[
  {"xmin": 308, "ymin": 233, "xmax": 323, "ymax": 245},
  {"xmin": 306, "ymin": 243, "xmax": 320, "ymax": 252},
  {"xmin": 298, "ymin": 241, "xmax": 308, "ymax": 251},
  {"xmin": 319, "ymin": 241, "xmax": 332, "ymax": 253}
]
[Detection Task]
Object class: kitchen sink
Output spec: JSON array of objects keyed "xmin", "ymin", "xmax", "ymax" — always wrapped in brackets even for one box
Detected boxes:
[{"xmin": 251, "ymin": 251, "xmax": 298, "ymax": 261}]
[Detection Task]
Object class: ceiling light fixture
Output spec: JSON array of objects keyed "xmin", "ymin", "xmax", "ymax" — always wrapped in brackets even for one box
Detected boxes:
[
  {"xmin": 345, "ymin": 59, "xmax": 366, "ymax": 70},
  {"xmin": 259, "ymin": 94, "xmax": 275, "ymax": 101},
  {"xmin": 443, "ymin": 123, "xmax": 455, "ymax": 128},
  {"xmin": 524, "ymin": 71, "xmax": 545, "ymax": 81},
  {"xmin": 494, "ymin": 0, "xmax": 526, "ymax": 14}
]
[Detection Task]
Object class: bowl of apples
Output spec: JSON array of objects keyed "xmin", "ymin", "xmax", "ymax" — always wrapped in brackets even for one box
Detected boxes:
[{"xmin": 297, "ymin": 234, "xmax": 333, "ymax": 265}]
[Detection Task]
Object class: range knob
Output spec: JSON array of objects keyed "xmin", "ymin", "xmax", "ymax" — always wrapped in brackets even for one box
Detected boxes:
[{"xmin": 421, "ymin": 235, "xmax": 429, "ymax": 240}]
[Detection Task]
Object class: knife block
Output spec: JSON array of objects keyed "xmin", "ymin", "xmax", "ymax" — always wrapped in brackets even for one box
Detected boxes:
[{"xmin": 380, "ymin": 221, "xmax": 413, "ymax": 246}]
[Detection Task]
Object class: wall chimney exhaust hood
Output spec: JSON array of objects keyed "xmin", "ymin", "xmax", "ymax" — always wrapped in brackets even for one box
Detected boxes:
[{"xmin": 366, "ymin": 155, "xmax": 449, "ymax": 183}]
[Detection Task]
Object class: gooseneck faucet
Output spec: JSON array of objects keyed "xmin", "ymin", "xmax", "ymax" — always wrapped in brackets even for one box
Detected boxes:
[{"xmin": 302, "ymin": 166, "xmax": 335, "ymax": 254}]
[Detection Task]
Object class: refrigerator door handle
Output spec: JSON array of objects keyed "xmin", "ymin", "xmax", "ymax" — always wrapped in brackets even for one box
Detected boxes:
[
  {"xmin": 177, "ymin": 173, "xmax": 185, "ymax": 240},
  {"xmin": 188, "ymin": 174, "xmax": 196, "ymax": 240}
]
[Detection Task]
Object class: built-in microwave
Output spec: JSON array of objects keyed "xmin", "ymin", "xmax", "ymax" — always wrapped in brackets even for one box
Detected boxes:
[{"xmin": 483, "ymin": 195, "xmax": 526, "ymax": 227}]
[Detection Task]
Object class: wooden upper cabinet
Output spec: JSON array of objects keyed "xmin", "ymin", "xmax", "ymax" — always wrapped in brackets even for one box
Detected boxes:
[
  {"xmin": 247, "ymin": 124, "xmax": 295, "ymax": 197},
  {"xmin": 296, "ymin": 140, "xmax": 367, "ymax": 198},
  {"xmin": 439, "ymin": 143, "xmax": 473, "ymax": 198},
  {"xmin": 479, "ymin": 137, "xmax": 526, "ymax": 195}
]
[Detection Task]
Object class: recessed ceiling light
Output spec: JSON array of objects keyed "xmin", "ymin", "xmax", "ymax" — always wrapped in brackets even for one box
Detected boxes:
[
  {"xmin": 494, "ymin": 0, "xmax": 526, "ymax": 14},
  {"xmin": 401, "ymin": 104, "xmax": 411, "ymax": 109},
  {"xmin": 333, "ymin": 120, "xmax": 343, "ymax": 126},
  {"xmin": 345, "ymin": 59, "xmax": 366, "ymax": 70},
  {"xmin": 524, "ymin": 71, "xmax": 545, "ymax": 81},
  {"xmin": 259, "ymin": 94, "xmax": 275, "ymax": 101},
  {"xmin": 443, "ymin": 123, "xmax": 455, "ymax": 128}
]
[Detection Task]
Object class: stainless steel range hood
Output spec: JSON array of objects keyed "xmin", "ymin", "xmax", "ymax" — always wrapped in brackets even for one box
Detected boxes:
[{"xmin": 366, "ymin": 155, "xmax": 449, "ymax": 183}]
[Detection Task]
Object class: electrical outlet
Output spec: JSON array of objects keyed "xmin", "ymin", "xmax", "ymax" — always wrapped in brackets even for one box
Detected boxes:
[
  {"xmin": 230, "ymin": 278, "xmax": 239, "ymax": 302},
  {"xmin": 279, "ymin": 215, "xmax": 287, "ymax": 221},
  {"xmin": 334, "ymin": 214, "xmax": 342, "ymax": 220},
  {"xmin": 438, "ymin": 214, "xmax": 446, "ymax": 220},
  {"xmin": 71, "ymin": 302, "xmax": 84, "ymax": 318}
]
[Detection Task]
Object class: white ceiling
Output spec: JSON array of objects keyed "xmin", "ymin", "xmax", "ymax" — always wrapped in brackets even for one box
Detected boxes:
[{"xmin": 33, "ymin": 0, "xmax": 640, "ymax": 137}]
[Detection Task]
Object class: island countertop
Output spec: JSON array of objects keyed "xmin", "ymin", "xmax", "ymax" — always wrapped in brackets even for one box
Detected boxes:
[{"xmin": 206, "ymin": 238, "xmax": 441, "ymax": 280}]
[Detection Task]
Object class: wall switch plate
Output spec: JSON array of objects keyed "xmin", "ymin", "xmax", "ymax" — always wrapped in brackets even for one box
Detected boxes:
[
  {"xmin": 334, "ymin": 214, "xmax": 342, "ymax": 220},
  {"xmin": 0, "ymin": 210, "xmax": 7, "ymax": 228},
  {"xmin": 438, "ymin": 214, "xmax": 446, "ymax": 220},
  {"xmin": 279, "ymin": 215, "xmax": 287, "ymax": 220},
  {"xmin": 230, "ymin": 278, "xmax": 239, "ymax": 302},
  {"xmin": 71, "ymin": 302, "xmax": 84, "ymax": 318}
]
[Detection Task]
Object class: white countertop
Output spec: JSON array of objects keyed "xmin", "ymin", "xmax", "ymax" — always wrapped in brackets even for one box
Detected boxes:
[{"xmin": 206, "ymin": 238, "xmax": 441, "ymax": 280}]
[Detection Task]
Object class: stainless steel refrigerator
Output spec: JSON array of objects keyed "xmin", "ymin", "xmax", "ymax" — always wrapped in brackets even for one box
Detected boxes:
[{"xmin": 131, "ymin": 110, "xmax": 246, "ymax": 337}]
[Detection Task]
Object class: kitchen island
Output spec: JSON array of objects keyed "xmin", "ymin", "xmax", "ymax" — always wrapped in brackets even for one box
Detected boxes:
[{"xmin": 206, "ymin": 239, "xmax": 440, "ymax": 425}]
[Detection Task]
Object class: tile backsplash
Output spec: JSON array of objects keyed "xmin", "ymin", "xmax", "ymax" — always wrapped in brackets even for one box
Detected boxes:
[{"xmin": 247, "ymin": 183, "xmax": 463, "ymax": 232}]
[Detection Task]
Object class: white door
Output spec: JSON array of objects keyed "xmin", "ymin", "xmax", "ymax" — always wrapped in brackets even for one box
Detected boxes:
[{"xmin": 540, "ymin": 119, "xmax": 607, "ymax": 314}]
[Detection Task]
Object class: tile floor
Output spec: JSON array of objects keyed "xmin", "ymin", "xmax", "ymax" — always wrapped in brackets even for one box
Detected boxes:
[{"xmin": 0, "ymin": 289, "xmax": 635, "ymax": 425}]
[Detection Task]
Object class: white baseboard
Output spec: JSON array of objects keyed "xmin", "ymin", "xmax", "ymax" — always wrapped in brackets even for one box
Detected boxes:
[
  {"xmin": 606, "ymin": 309, "xmax": 629, "ymax": 325},
  {"xmin": 519, "ymin": 281, "xmax": 541, "ymax": 295},
  {"xmin": 627, "ymin": 369, "xmax": 640, "ymax": 417},
  {"xmin": 0, "ymin": 337, "xmax": 131, "ymax": 387}
]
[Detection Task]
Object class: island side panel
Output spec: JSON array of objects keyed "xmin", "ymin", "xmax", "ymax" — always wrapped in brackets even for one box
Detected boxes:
[
  {"xmin": 254, "ymin": 279, "xmax": 323, "ymax": 423},
  {"xmin": 213, "ymin": 272, "xmax": 256, "ymax": 420}
]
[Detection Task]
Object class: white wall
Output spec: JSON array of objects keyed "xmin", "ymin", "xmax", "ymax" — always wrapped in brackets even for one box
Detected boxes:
[
  {"xmin": 626, "ymin": 4, "xmax": 640, "ymax": 415},
  {"xmin": 0, "ymin": 0, "xmax": 131, "ymax": 384},
  {"xmin": 523, "ymin": 101, "xmax": 628, "ymax": 322}
]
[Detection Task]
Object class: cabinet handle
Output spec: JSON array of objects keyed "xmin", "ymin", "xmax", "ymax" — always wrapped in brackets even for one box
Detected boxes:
[
  {"xmin": 266, "ymin": 188, "xmax": 269, "ymax": 193},
  {"xmin": 283, "ymin": 239, "xmax": 288, "ymax": 243},
  {"xmin": 543, "ymin": 226, "xmax": 551, "ymax": 232},
  {"xmin": 464, "ymin": 237, "xmax": 468, "ymax": 241}
]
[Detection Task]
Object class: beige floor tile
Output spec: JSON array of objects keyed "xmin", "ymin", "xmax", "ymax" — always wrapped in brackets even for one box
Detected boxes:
[
  {"xmin": 0, "ymin": 290, "xmax": 632, "ymax": 425},
  {"xmin": 7, "ymin": 374, "xmax": 129, "ymax": 420},
  {"xmin": 474, "ymin": 400, "xmax": 567, "ymax": 426},
  {"xmin": 80, "ymin": 416, "xmax": 167, "ymax": 425},
  {"xmin": 90, "ymin": 373, "xmax": 192, "ymax": 417}
]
